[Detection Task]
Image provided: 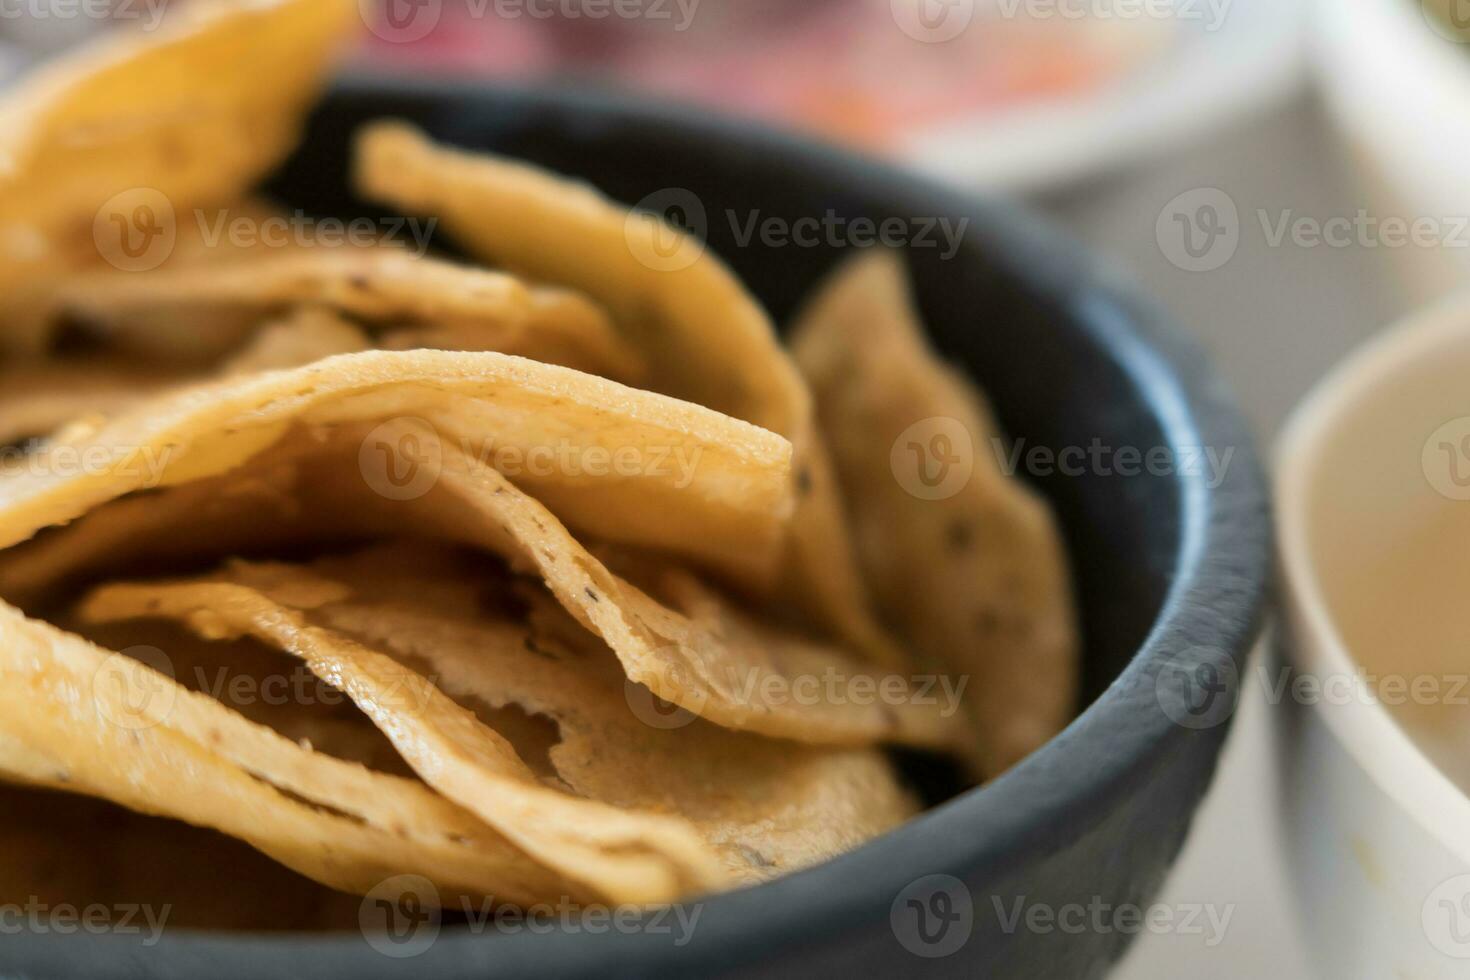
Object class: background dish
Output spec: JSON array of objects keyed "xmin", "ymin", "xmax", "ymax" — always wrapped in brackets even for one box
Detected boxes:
[{"xmin": 1277, "ymin": 295, "xmax": 1470, "ymax": 980}]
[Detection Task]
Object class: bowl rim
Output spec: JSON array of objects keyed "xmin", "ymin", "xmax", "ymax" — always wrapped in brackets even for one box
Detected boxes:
[
  {"xmin": 3, "ymin": 76, "xmax": 1271, "ymax": 977},
  {"xmin": 1276, "ymin": 291, "xmax": 1470, "ymax": 867}
]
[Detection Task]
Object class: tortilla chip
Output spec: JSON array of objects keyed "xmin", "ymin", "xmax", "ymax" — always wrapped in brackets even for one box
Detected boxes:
[
  {"xmin": 0, "ymin": 350, "xmax": 795, "ymax": 585},
  {"xmin": 56, "ymin": 250, "xmax": 645, "ymax": 380},
  {"xmin": 0, "ymin": 309, "xmax": 364, "ymax": 463},
  {"xmin": 354, "ymin": 123, "xmax": 902, "ymax": 665},
  {"xmin": 0, "ymin": 436, "xmax": 355, "ymax": 610},
  {"xmin": 0, "ymin": 0, "xmax": 354, "ymax": 217},
  {"xmin": 391, "ymin": 423, "xmax": 958, "ymax": 749},
  {"xmin": 0, "ymin": 360, "xmax": 177, "ymax": 448},
  {"xmin": 0, "ymin": 598, "xmax": 580, "ymax": 906},
  {"xmin": 0, "ymin": 0, "xmax": 356, "ymax": 336},
  {"xmin": 220, "ymin": 306, "xmax": 371, "ymax": 376},
  {"xmin": 791, "ymin": 251, "xmax": 1079, "ymax": 776},
  {"xmin": 0, "ymin": 783, "xmax": 363, "ymax": 931},
  {"xmin": 0, "ymin": 416, "xmax": 956, "ymax": 751},
  {"xmin": 15, "ymin": 199, "xmax": 314, "ymax": 361},
  {"xmin": 81, "ymin": 544, "xmax": 918, "ymax": 891}
]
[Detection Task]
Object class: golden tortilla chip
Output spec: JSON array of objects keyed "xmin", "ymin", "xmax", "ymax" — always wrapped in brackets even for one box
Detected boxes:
[
  {"xmin": 0, "ymin": 350, "xmax": 795, "ymax": 585},
  {"xmin": 81, "ymin": 569, "xmax": 728, "ymax": 903},
  {"xmin": 0, "ymin": 783, "xmax": 363, "ymax": 932},
  {"xmin": 0, "ymin": 360, "xmax": 176, "ymax": 448},
  {"xmin": 791, "ymin": 250, "xmax": 1079, "ymax": 777},
  {"xmin": 354, "ymin": 123, "xmax": 901, "ymax": 665},
  {"xmin": 56, "ymin": 250, "xmax": 644, "ymax": 380},
  {"xmin": 0, "ymin": 419, "xmax": 957, "ymax": 750},
  {"xmin": 0, "ymin": 0, "xmax": 356, "ymax": 325},
  {"xmin": 0, "ymin": 309, "xmax": 364, "ymax": 460},
  {"xmin": 15, "ymin": 199, "xmax": 314, "ymax": 361},
  {"xmin": 219, "ymin": 306, "xmax": 371, "ymax": 376},
  {"xmin": 81, "ymin": 544, "xmax": 918, "ymax": 892},
  {"xmin": 0, "ymin": 598, "xmax": 579, "ymax": 906},
  {"xmin": 387, "ymin": 423, "xmax": 958, "ymax": 749}
]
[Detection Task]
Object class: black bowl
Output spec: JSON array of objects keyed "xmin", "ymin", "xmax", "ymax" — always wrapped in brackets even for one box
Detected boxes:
[{"xmin": 3, "ymin": 78, "xmax": 1270, "ymax": 979}]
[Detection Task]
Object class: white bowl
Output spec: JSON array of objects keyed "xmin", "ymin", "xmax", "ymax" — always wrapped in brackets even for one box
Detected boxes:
[
  {"xmin": 1315, "ymin": 0, "xmax": 1470, "ymax": 298},
  {"xmin": 1277, "ymin": 294, "xmax": 1470, "ymax": 978}
]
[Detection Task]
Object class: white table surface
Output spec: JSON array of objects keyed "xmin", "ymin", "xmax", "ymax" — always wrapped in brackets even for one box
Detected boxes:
[{"xmin": 1036, "ymin": 89, "xmax": 1417, "ymax": 980}]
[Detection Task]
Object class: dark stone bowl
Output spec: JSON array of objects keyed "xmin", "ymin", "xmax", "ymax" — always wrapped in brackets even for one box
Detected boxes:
[{"xmin": 2, "ymin": 78, "xmax": 1270, "ymax": 980}]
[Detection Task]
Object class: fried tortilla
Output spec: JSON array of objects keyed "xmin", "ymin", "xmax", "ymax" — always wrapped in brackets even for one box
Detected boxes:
[{"xmin": 792, "ymin": 250, "xmax": 1079, "ymax": 777}]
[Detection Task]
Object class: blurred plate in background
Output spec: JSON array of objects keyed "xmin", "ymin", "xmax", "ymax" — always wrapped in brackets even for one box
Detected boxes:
[
  {"xmin": 907, "ymin": 0, "xmax": 1307, "ymax": 190},
  {"xmin": 353, "ymin": 0, "xmax": 1307, "ymax": 193}
]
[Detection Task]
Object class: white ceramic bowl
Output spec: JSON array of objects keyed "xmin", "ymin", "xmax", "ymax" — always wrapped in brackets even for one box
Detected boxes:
[
  {"xmin": 1277, "ymin": 294, "xmax": 1470, "ymax": 978},
  {"xmin": 1315, "ymin": 0, "xmax": 1470, "ymax": 298}
]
